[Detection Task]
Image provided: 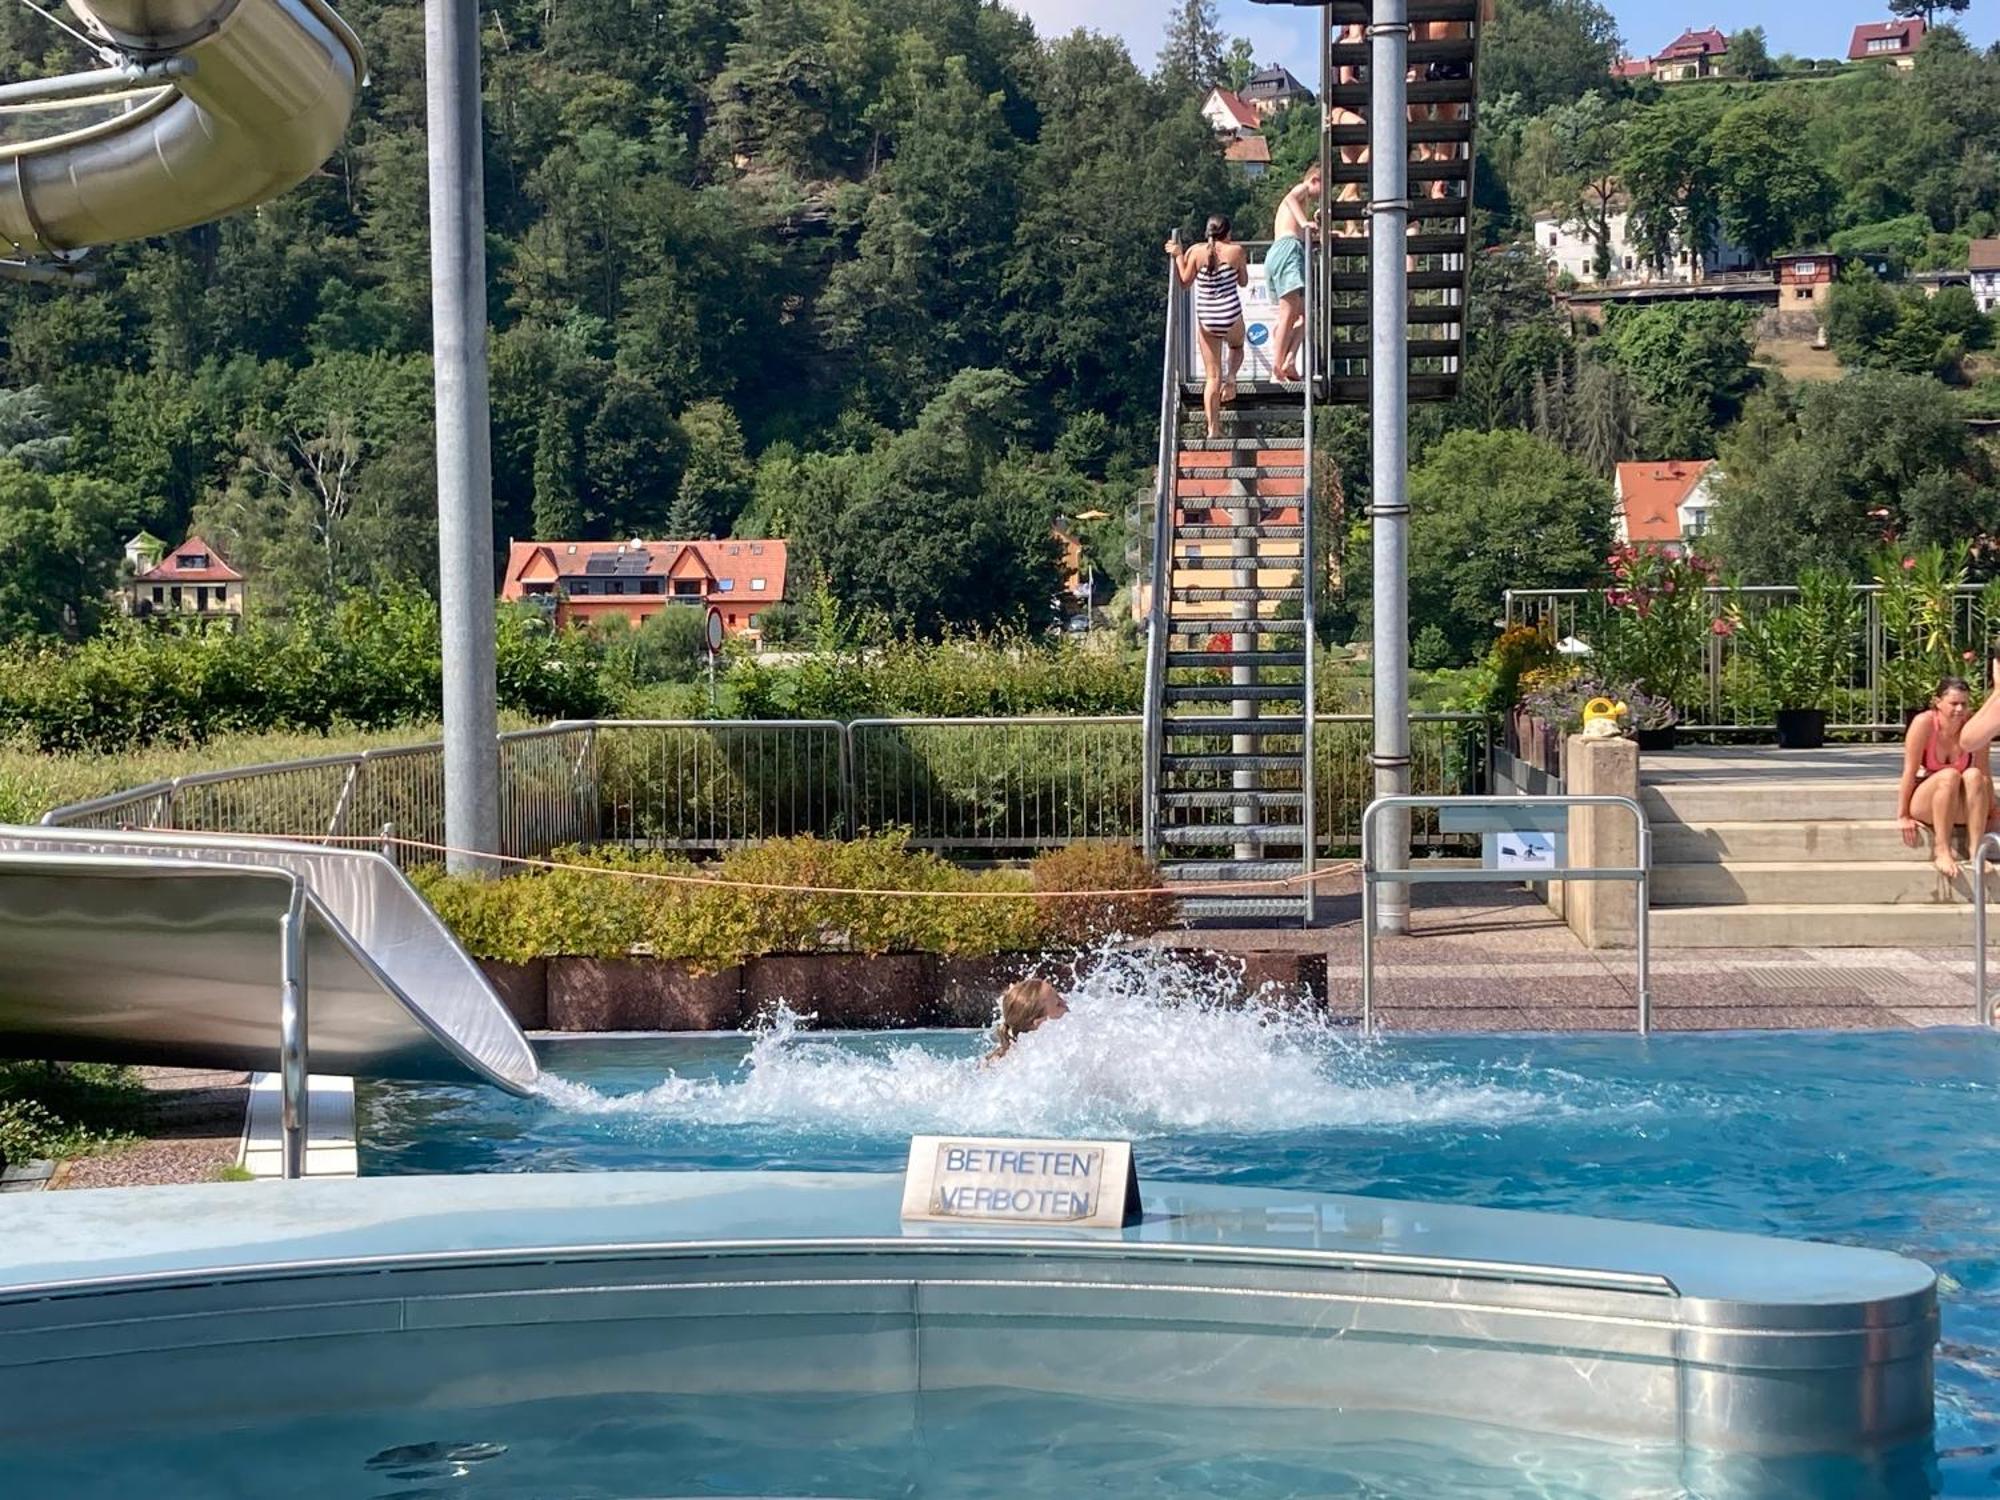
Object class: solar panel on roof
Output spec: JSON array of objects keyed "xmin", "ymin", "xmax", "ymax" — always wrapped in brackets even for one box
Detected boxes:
[
  {"xmin": 583, "ymin": 556, "xmax": 617, "ymax": 575},
  {"xmin": 615, "ymin": 553, "xmax": 650, "ymax": 575}
]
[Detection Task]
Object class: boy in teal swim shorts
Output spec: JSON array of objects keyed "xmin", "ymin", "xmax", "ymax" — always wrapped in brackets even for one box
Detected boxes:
[{"xmin": 1268, "ymin": 164, "xmax": 1321, "ymax": 382}]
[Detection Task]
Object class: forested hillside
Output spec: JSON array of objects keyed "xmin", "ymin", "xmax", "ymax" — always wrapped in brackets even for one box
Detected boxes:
[
  {"xmin": 0, "ymin": 0, "xmax": 1269, "ymax": 635},
  {"xmin": 5, "ymin": 0, "xmax": 2000, "ymax": 656}
]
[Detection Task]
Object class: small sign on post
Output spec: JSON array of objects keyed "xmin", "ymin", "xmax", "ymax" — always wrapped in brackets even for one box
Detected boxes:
[
  {"xmin": 704, "ymin": 605, "xmax": 725, "ymax": 709},
  {"xmin": 901, "ymin": 1135, "xmax": 1141, "ymax": 1228}
]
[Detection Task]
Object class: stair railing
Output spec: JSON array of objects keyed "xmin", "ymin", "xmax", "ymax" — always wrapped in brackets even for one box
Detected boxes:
[
  {"xmin": 1299, "ymin": 227, "xmax": 1319, "ymax": 924},
  {"xmin": 1141, "ymin": 238, "xmax": 1188, "ymax": 861}
]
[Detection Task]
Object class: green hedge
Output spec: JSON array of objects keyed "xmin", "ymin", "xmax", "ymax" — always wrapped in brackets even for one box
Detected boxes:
[
  {"xmin": 414, "ymin": 834, "xmax": 1173, "ymax": 972},
  {"xmin": 0, "ymin": 590, "xmax": 611, "ymax": 754}
]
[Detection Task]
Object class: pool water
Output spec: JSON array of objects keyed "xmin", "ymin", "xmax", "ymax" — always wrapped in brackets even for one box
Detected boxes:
[{"xmin": 358, "ymin": 951, "xmax": 2000, "ymax": 1496}]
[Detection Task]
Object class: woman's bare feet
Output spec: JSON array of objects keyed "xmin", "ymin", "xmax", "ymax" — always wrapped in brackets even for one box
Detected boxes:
[{"xmin": 1935, "ymin": 847, "xmax": 1962, "ymax": 880}]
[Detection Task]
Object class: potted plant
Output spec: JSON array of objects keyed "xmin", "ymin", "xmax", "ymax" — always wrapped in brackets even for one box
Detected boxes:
[
  {"xmin": 1874, "ymin": 545, "xmax": 1964, "ymax": 723},
  {"xmin": 1730, "ymin": 567, "xmax": 1859, "ymax": 749},
  {"xmin": 1625, "ymin": 687, "xmax": 1680, "ymax": 752},
  {"xmin": 1594, "ymin": 545, "xmax": 1715, "ymax": 726}
]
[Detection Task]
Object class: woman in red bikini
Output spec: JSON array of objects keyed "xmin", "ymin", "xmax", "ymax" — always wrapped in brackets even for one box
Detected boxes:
[{"xmin": 1898, "ymin": 676, "xmax": 1995, "ymax": 879}]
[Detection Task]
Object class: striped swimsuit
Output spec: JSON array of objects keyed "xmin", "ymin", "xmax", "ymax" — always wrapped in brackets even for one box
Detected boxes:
[{"xmin": 1194, "ymin": 247, "xmax": 1243, "ymax": 333}]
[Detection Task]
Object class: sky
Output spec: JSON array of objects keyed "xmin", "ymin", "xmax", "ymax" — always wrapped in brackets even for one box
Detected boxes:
[{"xmin": 1003, "ymin": 0, "xmax": 1999, "ymax": 79}]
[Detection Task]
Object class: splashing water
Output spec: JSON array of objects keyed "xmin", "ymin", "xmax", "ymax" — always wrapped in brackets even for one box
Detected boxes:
[{"xmin": 533, "ymin": 947, "xmax": 1555, "ymax": 1141}]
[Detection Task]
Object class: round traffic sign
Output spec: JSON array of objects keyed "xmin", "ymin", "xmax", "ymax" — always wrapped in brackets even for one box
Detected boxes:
[{"xmin": 705, "ymin": 605, "xmax": 726, "ymax": 654}]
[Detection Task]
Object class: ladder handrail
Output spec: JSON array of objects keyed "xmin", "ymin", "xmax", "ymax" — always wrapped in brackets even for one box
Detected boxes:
[
  {"xmin": 1141, "ymin": 239, "xmax": 1188, "ymax": 861},
  {"xmin": 1299, "ymin": 227, "xmax": 1319, "ymax": 925}
]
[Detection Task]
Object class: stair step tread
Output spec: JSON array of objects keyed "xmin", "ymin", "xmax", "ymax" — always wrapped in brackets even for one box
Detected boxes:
[
  {"xmin": 1164, "ymin": 754, "xmax": 1302, "ymax": 770},
  {"xmin": 1167, "ymin": 651, "xmax": 1305, "ymax": 667},
  {"xmin": 1178, "ymin": 896, "xmax": 1310, "ymax": 921},
  {"xmin": 1171, "ymin": 588, "xmax": 1306, "ymax": 602},
  {"xmin": 1165, "ymin": 717, "xmax": 1308, "ymax": 735},
  {"xmin": 1178, "ymin": 437, "xmax": 1305, "ymax": 451},
  {"xmin": 1161, "ymin": 789, "xmax": 1305, "ymax": 807},
  {"xmin": 1162, "ymin": 860, "xmax": 1306, "ymax": 881},
  {"xmin": 1176, "ymin": 526, "xmax": 1305, "ymax": 539},
  {"xmin": 1175, "ymin": 465, "xmax": 1307, "ymax": 478},
  {"xmin": 1168, "ymin": 620, "xmax": 1310, "ymax": 632},
  {"xmin": 1161, "ymin": 824, "xmax": 1308, "ymax": 844},
  {"xmin": 1169, "ymin": 556, "xmax": 1304, "ymax": 570},
  {"xmin": 1165, "ymin": 684, "xmax": 1305, "ymax": 702}
]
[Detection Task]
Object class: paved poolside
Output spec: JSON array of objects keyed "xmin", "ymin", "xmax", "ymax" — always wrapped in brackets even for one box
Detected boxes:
[{"xmin": 1170, "ymin": 881, "xmax": 1981, "ymax": 1033}]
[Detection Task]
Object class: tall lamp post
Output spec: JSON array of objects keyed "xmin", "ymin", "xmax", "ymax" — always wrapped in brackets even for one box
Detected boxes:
[{"xmin": 424, "ymin": 0, "xmax": 500, "ymax": 875}]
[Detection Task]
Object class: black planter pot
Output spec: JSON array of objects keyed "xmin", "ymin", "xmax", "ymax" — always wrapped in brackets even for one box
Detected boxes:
[
  {"xmin": 1633, "ymin": 726, "xmax": 1678, "ymax": 753},
  {"xmin": 1774, "ymin": 707, "xmax": 1828, "ymax": 750}
]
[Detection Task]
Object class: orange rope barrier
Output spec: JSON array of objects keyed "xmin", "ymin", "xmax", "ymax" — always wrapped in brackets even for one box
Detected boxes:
[{"xmin": 138, "ymin": 826, "xmax": 1359, "ymax": 901}]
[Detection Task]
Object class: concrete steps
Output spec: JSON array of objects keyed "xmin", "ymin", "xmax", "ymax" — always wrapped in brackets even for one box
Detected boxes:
[
  {"xmin": 1639, "ymin": 747, "xmax": 1988, "ymax": 947},
  {"xmin": 1653, "ymin": 861, "xmax": 1978, "ymax": 907},
  {"xmin": 1650, "ymin": 903, "xmax": 1972, "ymax": 949}
]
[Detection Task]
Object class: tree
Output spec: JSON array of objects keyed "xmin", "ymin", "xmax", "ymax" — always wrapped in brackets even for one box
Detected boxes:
[
  {"xmin": 532, "ymin": 403, "xmax": 584, "ymax": 538},
  {"xmin": 1480, "ymin": 0, "xmax": 1623, "ymax": 116},
  {"xmin": 1223, "ymin": 38, "xmax": 1256, "ymax": 92},
  {"xmin": 1407, "ymin": 430, "xmax": 1614, "ymax": 659},
  {"xmin": 1825, "ymin": 266, "xmax": 1900, "ymax": 365},
  {"xmin": 1617, "ymin": 94, "xmax": 1723, "ymax": 276},
  {"xmin": 1712, "ymin": 374, "xmax": 1999, "ymax": 577},
  {"xmin": 1709, "ymin": 97, "xmax": 1836, "ymax": 262},
  {"xmin": 1547, "ymin": 92, "xmax": 1627, "ymax": 280},
  {"xmin": 1158, "ymin": 0, "xmax": 1226, "ymax": 91},
  {"xmin": 1726, "ymin": 27, "xmax": 1774, "ymax": 81},
  {"xmin": 667, "ymin": 399, "xmax": 753, "ymax": 538},
  {"xmin": 1597, "ymin": 302, "xmax": 1756, "ymax": 457},
  {"xmin": 0, "ymin": 465, "xmax": 126, "ymax": 640},
  {"xmin": 1889, "ymin": 0, "xmax": 1968, "ymax": 26}
]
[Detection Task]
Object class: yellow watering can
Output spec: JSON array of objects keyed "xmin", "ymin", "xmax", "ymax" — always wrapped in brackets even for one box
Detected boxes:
[{"xmin": 1580, "ymin": 697, "xmax": 1628, "ymax": 738}]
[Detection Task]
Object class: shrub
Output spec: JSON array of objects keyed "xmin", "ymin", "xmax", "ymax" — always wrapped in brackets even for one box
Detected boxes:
[
  {"xmin": 418, "ymin": 834, "xmax": 1172, "ymax": 970},
  {"xmin": 1029, "ymin": 841, "xmax": 1177, "ymax": 948},
  {"xmin": 0, "ymin": 1061, "xmax": 145, "ymax": 1165}
]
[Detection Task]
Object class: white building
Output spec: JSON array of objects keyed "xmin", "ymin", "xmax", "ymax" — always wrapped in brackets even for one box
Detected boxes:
[
  {"xmin": 1970, "ymin": 238, "xmax": 2000, "ymax": 314},
  {"xmin": 1532, "ymin": 209, "xmax": 1755, "ymax": 287},
  {"xmin": 1614, "ymin": 461, "xmax": 1722, "ymax": 553}
]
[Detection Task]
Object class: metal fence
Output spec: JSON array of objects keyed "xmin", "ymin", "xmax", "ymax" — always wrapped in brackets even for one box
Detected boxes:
[
  {"xmin": 1504, "ymin": 583, "xmax": 2000, "ymax": 733},
  {"xmin": 42, "ymin": 714, "xmax": 1489, "ymax": 862}
]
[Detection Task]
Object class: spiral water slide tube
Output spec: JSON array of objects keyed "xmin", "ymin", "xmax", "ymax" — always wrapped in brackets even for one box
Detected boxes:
[{"xmin": 0, "ymin": 0, "xmax": 364, "ymax": 258}]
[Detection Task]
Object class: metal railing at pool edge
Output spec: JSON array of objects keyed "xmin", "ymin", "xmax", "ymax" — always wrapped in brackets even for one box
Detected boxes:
[
  {"xmin": 42, "ymin": 713, "xmax": 1492, "ymax": 861},
  {"xmin": 1974, "ymin": 832, "xmax": 2000, "ymax": 1028},
  {"xmin": 1359, "ymin": 794, "xmax": 1653, "ymax": 1038}
]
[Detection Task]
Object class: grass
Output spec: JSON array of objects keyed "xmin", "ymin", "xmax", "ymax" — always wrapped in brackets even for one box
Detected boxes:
[
  {"xmin": 212, "ymin": 1162, "xmax": 256, "ymax": 1182},
  {"xmin": 0, "ymin": 721, "xmax": 465, "ymax": 824},
  {"xmin": 0, "ymin": 1061, "xmax": 146, "ymax": 1165},
  {"xmin": 1754, "ymin": 335, "xmax": 1843, "ymax": 384}
]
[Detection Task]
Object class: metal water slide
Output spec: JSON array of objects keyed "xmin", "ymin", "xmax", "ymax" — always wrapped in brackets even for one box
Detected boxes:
[
  {"xmin": 0, "ymin": 826, "xmax": 538, "ymax": 1105},
  {"xmin": 0, "ymin": 0, "xmax": 363, "ymax": 260}
]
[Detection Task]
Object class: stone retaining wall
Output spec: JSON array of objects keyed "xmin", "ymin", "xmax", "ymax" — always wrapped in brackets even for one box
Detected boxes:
[{"xmin": 479, "ymin": 951, "xmax": 1329, "ymax": 1032}]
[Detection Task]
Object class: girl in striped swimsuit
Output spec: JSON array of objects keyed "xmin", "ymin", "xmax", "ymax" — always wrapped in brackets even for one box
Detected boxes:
[{"xmin": 1167, "ymin": 215, "xmax": 1248, "ymax": 438}]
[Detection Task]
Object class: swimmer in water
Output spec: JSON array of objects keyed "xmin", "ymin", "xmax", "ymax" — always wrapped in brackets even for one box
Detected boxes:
[{"xmin": 984, "ymin": 978, "xmax": 1069, "ymax": 1062}]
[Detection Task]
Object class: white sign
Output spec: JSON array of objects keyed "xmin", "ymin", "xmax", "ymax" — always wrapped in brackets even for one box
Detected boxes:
[
  {"xmin": 704, "ymin": 605, "xmax": 726, "ymax": 654},
  {"xmin": 1239, "ymin": 262, "xmax": 1278, "ymax": 380},
  {"xmin": 900, "ymin": 1135, "xmax": 1141, "ymax": 1228},
  {"xmin": 1495, "ymin": 831, "xmax": 1558, "ymax": 871}
]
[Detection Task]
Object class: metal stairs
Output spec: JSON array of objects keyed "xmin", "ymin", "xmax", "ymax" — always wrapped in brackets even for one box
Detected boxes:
[
  {"xmin": 1140, "ymin": 4, "xmax": 1482, "ymax": 925},
  {"xmin": 1318, "ymin": 0, "xmax": 1480, "ymax": 403},
  {"xmin": 1145, "ymin": 385, "xmax": 1319, "ymax": 923}
]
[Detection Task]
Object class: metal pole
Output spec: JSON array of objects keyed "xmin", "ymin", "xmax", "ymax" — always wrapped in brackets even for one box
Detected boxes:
[
  {"xmin": 1636, "ymin": 824, "xmax": 1653, "ymax": 1036},
  {"xmin": 425, "ymin": 0, "xmax": 501, "ymax": 876},
  {"xmin": 1360, "ymin": 802, "xmax": 1376, "ymax": 1034},
  {"xmin": 278, "ymin": 888, "xmax": 308, "ymax": 1181},
  {"xmin": 1370, "ymin": 0, "xmax": 1411, "ymax": 934},
  {"xmin": 1979, "ymin": 834, "xmax": 1997, "ymax": 1026}
]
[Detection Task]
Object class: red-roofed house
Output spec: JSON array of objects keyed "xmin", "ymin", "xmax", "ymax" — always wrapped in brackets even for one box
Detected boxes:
[
  {"xmin": 1611, "ymin": 56, "xmax": 1654, "ymax": 80},
  {"xmin": 1223, "ymin": 133, "xmax": 1271, "ymax": 178},
  {"xmin": 1200, "ymin": 87, "xmax": 1261, "ymax": 137},
  {"xmin": 1849, "ymin": 19, "xmax": 1924, "ymax": 67},
  {"xmin": 1653, "ymin": 27, "xmax": 1728, "ymax": 82},
  {"xmin": 126, "ymin": 534, "xmax": 245, "ymax": 623},
  {"xmin": 1615, "ymin": 461, "xmax": 1720, "ymax": 552},
  {"xmin": 501, "ymin": 538, "xmax": 789, "ymax": 636}
]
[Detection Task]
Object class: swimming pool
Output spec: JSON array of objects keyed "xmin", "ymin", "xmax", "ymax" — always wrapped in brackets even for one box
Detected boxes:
[{"xmin": 353, "ymin": 952, "xmax": 2000, "ymax": 1496}]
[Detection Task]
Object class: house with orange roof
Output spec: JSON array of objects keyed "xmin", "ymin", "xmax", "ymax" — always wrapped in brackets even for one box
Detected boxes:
[
  {"xmin": 125, "ymin": 534, "xmax": 245, "ymax": 624},
  {"xmin": 1614, "ymin": 461, "xmax": 1720, "ymax": 553},
  {"xmin": 500, "ymin": 538, "xmax": 788, "ymax": 636}
]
